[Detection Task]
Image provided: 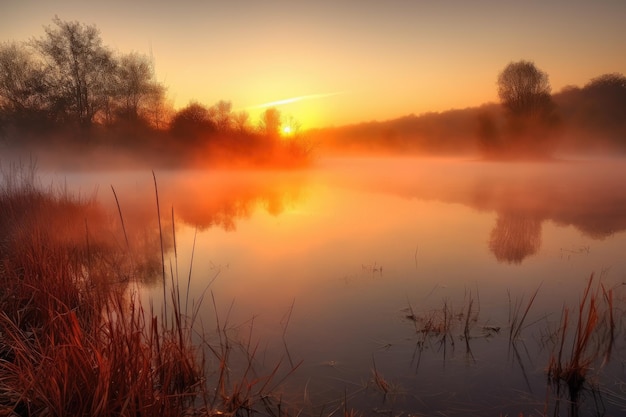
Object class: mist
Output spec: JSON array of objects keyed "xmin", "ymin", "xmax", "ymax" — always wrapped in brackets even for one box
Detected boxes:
[
  {"xmin": 2, "ymin": 19, "xmax": 625, "ymax": 168},
  {"xmin": 3, "ymin": 17, "xmax": 626, "ymax": 417}
]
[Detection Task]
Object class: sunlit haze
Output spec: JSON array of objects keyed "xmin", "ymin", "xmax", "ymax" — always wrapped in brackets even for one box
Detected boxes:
[
  {"xmin": 2, "ymin": 0, "xmax": 625, "ymax": 129},
  {"xmin": 2, "ymin": 1, "xmax": 626, "ymax": 413}
]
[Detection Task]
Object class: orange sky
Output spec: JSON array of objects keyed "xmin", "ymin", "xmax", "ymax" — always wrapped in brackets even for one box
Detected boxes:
[{"xmin": 2, "ymin": 1, "xmax": 625, "ymax": 129}]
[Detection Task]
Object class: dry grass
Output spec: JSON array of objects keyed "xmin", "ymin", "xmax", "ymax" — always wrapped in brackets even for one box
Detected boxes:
[
  {"xmin": 0, "ymin": 164, "xmax": 298, "ymax": 417},
  {"xmin": 370, "ymin": 358, "xmax": 389, "ymax": 396},
  {"xmin": 4, "ymin": 163, "xmax": 621, "ymax": 417},
  {"xmin": 546, "ymin": 274, "xmax": 616, "ymax": 408},
  {"xmin": 0, "ymin": 164, "xmax": 202, "ymax": 416}
]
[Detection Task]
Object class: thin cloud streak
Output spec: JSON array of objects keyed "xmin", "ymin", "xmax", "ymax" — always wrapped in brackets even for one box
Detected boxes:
[{"xmin": 246, "ymin": 92, "xmax": 346, "ymax": 110}]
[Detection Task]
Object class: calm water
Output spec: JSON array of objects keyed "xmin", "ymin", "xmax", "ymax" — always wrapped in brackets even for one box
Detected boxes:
[{"xmin": 54, "ymin": 157, "xmax": 626, "ymax": 416}]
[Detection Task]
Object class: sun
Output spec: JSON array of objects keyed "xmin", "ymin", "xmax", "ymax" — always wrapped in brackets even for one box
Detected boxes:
[{"xmin": 282, "ymin": 125, "xmax": 293, "ymax": 136}]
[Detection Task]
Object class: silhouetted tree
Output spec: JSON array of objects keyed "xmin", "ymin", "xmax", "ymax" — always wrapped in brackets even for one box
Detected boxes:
[
  {"xmin": 34, "ymin": 17, "xmax": 116, "ymax": 130},
  {"xmin": 498, "ymin": 60, "xmax": 552, "ymax": 118},
  {"xmin": 476, "ymin": 109, "xmax": 502, "ymax": 156},
  {"xmin": 209, "ymin": 100, "xmax": 233, "ymax": 132},
  {"xmin": 232, "ymin": 110, "xmax": 250, "ymax": 133},
  {"xmin": 259, "ymin": 107, "xmax": 281, "ymax": 138},
  {"xmin": 0, "ymin": 42, "xmax": 49, "ymax": 128},
  {"xmin": 143, "ymin": 83, "xmax": 171, "ymax": 130},
  {"xmin": 114, "ymin": 52, "xmax": 159, "ymax": 122},
  {"xmin": 585, "ymin": 72, "xmax": 626, "ymax": 92},
  {"xmin": 492, "ymin": 60, "xmax": 558, "ymax": 156},
  {"xmin": 169, "ymin": 101, "xmax": 215, "ymax": 139},
  {"xmin": 582, "ymin": 73, "xmax": 626, "ymax": 137}
]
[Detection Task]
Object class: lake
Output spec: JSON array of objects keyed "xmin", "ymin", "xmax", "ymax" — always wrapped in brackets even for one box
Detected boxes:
[{"xmin": 50, "ymin": 156, "xmax": 626, "ymax": 416}]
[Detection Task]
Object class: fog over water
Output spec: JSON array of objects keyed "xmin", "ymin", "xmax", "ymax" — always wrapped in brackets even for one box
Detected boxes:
[
  {"xmin": 42, "ymin": 155, "xmax": 626, "ymax": 415},
  {"xmin": 2, "ymin": 11, "xmax": 625, "ymax": 415}
]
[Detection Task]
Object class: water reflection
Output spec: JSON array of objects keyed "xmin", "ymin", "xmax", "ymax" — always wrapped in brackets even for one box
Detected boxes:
[
  {"xmin": 167, "ymin": 172, "xmax": 307, "ymax": 231},
  {"xmin": 49, "ymin": 158, "xmax": 626, "ymax": 416},
  {"xmin": 71, "ymin": 159, "xmax": 626, "ymax": 267},
  {"xmin": 65, "ymin": 170, "xmax": 310, "ymax": 235},
  {"xmin": 488, "ymin": 212, "xmax": 542, "ymax": 264},
  {"xmin": 321, "ymin": 158, "xmax": 626, "ymax": 264}
]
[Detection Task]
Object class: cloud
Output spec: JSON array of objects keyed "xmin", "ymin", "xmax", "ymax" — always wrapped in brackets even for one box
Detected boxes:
[{"xmin": 247, "ymin": 92, "xmax": 345, "ymax": 109}]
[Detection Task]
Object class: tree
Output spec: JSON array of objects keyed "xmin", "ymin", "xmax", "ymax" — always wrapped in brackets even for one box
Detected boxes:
[
  {"xmin": 115, "ymin": 52, "xmax": 158, "ymax": 122},
  {"xmin": 169, "ymin": 101, "xmax": 215, "ymax": 139},
  {"xmin": 34, "ymin": 17, "xmax": 116, "ymax": 129},
  {"xmin": 476, "ymin": 109, "xmax": 501, "ymax": 156},
  {"xmin": 490, "ymin": 60, "xmax": 558, "ymax": 157},
  {"xmin": 209, "ymin": 100, "xmax": 233, "ymax": 132},
  {"xmin": 143, "ymin": 83, "xmax": 171, "ymax": 130},
  {"xmin": 232, "ymin": 110, "xmax": 250, "ymax": 133},
  {"xmin": 259, "ymin": 107, "xmax": 281, "ymax": 138},
  {"xmin": 497, "ymin": 60, "xmax": 553, "ymax": 119},
  {"xmin": 585, "ymin": 72, "xmax": 626, "ymax": 92},
  {"xmin": 582, "ymin": 73, "xmax": 626, "ymax": 131},
  {"xmin": 0, "ymin": 42, "xmax": 48, "ymax": 125}
]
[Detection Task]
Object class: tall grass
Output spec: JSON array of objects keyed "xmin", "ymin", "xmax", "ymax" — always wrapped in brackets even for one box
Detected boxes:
[
  {"xmin": 546, "ymin": 274, "xmax": 616, "ymax": 413},
  {"xmin": 0, "ymin": 164, "xmax": 202, "ymax": 416},
  {"xmin": 0, "ymin": 164, "xmax": 297, "ymax": 416}
]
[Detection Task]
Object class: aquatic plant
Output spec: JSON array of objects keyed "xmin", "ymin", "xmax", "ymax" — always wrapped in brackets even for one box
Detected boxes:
[
  {"xmin": 0, "ymin": 164, "xmax": 201, "ymax": 416},
  {"xmin": 508, "ymin": 284, "xmax": 541, "ymax": 344},
  {"xmin": 0, "ymin": 164, "xmax": 300, "ymax": 417},
  {"xmin": 546, "ymin": 274, "xmax": 616, "ymax": 415}
]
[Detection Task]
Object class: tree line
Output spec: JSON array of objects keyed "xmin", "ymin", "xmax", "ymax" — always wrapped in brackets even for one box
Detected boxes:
[
  {"xmin": 0, "ymin": 17, "xmax": 311, "ymax": 167},
  {"xmin": 480, "ymin": 60, "xmax": 626, "ymax": 157},
  {"xmin": 312, "ymin": 61, "xmax": 626, "ymax": 158},
  {"xmin": 2, "ymin": 18, "xmax": 624, "ymax": 162}
]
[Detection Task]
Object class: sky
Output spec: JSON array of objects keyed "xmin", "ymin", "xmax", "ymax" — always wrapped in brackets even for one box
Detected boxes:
[{"xmin": 1, "ymin": 0, "xmax": 625, "ymax": 129}]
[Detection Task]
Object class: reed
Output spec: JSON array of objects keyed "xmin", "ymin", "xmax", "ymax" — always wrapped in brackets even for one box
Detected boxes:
[
  {"xmin": 463, "ymin": 294, "xmax": 474, "ymax": 356},
  {"xmin": 508, "ymin": 284, "xmax": 541, "ymax": 344},
  {"xmin": 0, "ymin": 165, "xmax": 299, "ymax": 417},
  {"xmin": 546, "ymin": 274, "xmax": 616, "ymax": 406},
  {"xmin": 371, "ymin": 357, "xmax": 390, "ymax": 396},
  {"xmin": 0, "ymin": 169, "xmax": 202, "ymax": 416}
]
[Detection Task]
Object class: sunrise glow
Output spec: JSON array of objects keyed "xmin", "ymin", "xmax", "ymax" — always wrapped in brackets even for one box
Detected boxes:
[
  {"xmin": 3, "ymin": 2, "xmax": 624, "ymax": 128},
  {"xmin": 2, "ymin": 2, "xmax": 626, "ymax": 415}
]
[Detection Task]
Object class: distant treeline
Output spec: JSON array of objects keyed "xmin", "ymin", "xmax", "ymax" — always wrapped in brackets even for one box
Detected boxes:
[
  {"xmin": 312, "ymin": 69, "xmax": 626, "ymax": 158},
  {"xmin": 2, "ymin": 18, "xmax": 625, "ymax": 164},
  {"xmin": 0, "ymin": 18, "xmax": 312, "ymax": 168}
]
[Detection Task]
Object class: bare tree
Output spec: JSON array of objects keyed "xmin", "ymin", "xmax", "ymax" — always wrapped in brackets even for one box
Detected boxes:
[
  {"xmin": 34, "ymin": 17, "xmax": 116, "ymax": 129},
  {"xmin": 115, "ymin": 52, "xmax": 157, "ymax": 121},
  {"xmin": 0, "ymin": 42, "xmax": 48, "ymax": 121},
  {"xmin": 143, "ymin": 83, "xmax": 171, "ymax": 130},
  {"xmin": 497, "ymin": 60, "xmax": 552, "ymax": 118},
  {"xmin": 492, "ymin": 60, "xmax": 559, "ymax": 157}
]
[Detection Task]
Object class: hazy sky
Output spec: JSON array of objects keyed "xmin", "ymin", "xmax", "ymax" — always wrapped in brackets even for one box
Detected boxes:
[{"xmin": 2, "ymin": 0, "xmax": 625, "ymax": 128}]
